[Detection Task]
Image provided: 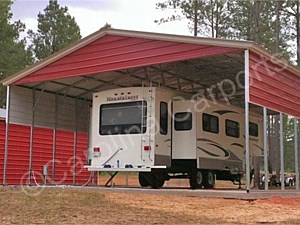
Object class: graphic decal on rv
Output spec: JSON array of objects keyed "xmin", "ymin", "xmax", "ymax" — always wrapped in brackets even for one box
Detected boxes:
[
  {"xmin": 231, "ymin": 143, "xmax": 244, "ymax": 148},
  {"xmin": 207, "ymin": 143, "xmax": 230, "ymax": 157},
  {"xmin": 106, "ymin": 95, "xmax": 139, "ymax": 102},
  {"xmin": 197, "ymin": 147, "xmax": 221, "ymax": 157},
  {"xmin": 212, "ymin": 110, "xmax": 238, "ymax": 115},
  {"xmin": 253, "ymin": 144, "xmax": 264, "ymax": 152},
  {"xmin": 197, "ymin": 138, "xmax": 219, "ymax": 145},
  {"xmin": 197, "ymin": 138, "xmax": 230, "ymax": 158},
  {"xmin": 242, "ymin": 134, "xmax": 260, "ymax": 142}
]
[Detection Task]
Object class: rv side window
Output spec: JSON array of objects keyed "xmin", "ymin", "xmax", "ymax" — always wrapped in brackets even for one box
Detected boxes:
[
  {"xmin": 202, "ymin": 113, "xmax": 219, "ymax": 134},
  {"xmin": 160, "ymin": 102, "xmax": 168, "ymax": 135},
  {"xmin": 99, "ymin": 101, "xmax": 147, "ymax": 135},
  {"xmin": 225, "ymin": 119, "xmax": 240, "ymax": 138},
  {"xmin": 249, "ymin": 122, "xmax": 259, "ymax": 137},
  {"xmin": 174, "ymin": 112, "xmax": 192, "ymax": 131}
]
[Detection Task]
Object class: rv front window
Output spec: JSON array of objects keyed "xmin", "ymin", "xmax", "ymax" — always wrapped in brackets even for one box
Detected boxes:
[{"xmin": 100, "ymin": 101, "xmax": 147, "ymax": 135}]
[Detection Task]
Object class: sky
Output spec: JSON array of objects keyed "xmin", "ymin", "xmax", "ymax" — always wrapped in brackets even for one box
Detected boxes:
[{"xmin": 11, "ymin": 0, "xmax": 192, "ymax": 38}]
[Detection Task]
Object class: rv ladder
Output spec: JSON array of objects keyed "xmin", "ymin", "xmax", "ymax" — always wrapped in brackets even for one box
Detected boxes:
[
  {"xmin": 140, "ymin": 83, "xmax": 146, "ymax": 161},
  {"xmin": 140, "ymin": 82, "xmax": 154, "ymax": 162},
  {"xmin": 148, "ymin": 81, "xmax": 153, "ymax": 161}
]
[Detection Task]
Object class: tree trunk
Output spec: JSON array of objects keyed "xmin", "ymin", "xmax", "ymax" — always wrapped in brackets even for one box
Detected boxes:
[
  {"xmin": 253, "ymin": 0, "xmax": 261, "ymax": 43},
  {"xmin": 275, "ymin": 1, "xmax": 282, "ymax": 54},
  {"xmin": 215, "ymin": 1, "xmax": 219, "ymax": 38},
  {"xmin": 194, "ymin": 0, "xmax": 198, "ymax": 36},
  {"xmin": 297, "ymin": 1, "xmax": 300, "ymax": 67},
  {"xmin": 211, "ymin": 0, "xmax": 214, "ymax": 38}
]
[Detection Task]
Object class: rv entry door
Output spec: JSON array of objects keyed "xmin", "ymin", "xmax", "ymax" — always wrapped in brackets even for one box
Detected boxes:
[{"xmin": 172, "ymin": 101, "xmax": 197, "ymax": 159}]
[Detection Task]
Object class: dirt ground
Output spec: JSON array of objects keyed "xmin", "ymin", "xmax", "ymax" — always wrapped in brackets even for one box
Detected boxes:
[{"xmin": 1, "ymin": 186, "xmax": 300, "ymax": 224}]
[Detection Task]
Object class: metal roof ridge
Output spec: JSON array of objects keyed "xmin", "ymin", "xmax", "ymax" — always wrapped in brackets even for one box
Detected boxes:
[{"xmin": 106, "ymin": 28, "xmax": 254, "ymax": 48}]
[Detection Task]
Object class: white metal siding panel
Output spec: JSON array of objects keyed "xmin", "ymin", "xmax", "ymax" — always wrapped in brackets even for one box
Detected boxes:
[
  {"xmin": 10, "ymin": 87, "xmax": 33, "ymax": 125},
  {"xmin": 9, "ymin": 86, "xmax": 89, "ymax": 132}
]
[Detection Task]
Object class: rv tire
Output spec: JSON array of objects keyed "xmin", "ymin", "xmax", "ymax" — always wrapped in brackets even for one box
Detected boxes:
[
  {"xmin": 138, "ymin": 172, "xmax": 150, "ymax": 187},
  {"xmin": 150, "ymin": 174, "xmax": 165, "ymax": 189},
  {"xmin": 189, "ymin": 170, "xmax": 203, "ymax": 189},
  {"xmin": 203, "ymin": 170, "xmax": 215, "ymax": 189}
]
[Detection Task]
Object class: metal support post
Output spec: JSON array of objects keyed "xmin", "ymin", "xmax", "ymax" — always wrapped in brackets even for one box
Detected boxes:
[
  {"xmin": 87, "ymin": 103, "xmax": 93, "ymax": 184},
  {"xmin": 280, "ymin": 112, "xmax": 285, "ymax": 190},
  {"xmin": 295, "ymin": 118, "xmax": 299, "ymax": 190},
  {"xmin": 263, "ymin": 107, "xmax": 269, "ymax": 190},
  {"xmin": 28, "ymin": 88, "xmax": 46, "ymax": 185},
  {"xmin": 3, "ymin": 86, "xmax": 11, "ymax": 185},
  {"xmin": 52, "ymin": 92, "xmax": 70, "ymax": 183},
  {"xmin": 52, "ymin": 95, "xmax": 58, "ymax": 183},
  {"xmin": 244, "ymin": 49, "xmax": 251, "ymax": 193},
  {"xmin": 73, "ymin": 99, "xmax": 78, "ymax": 185},
  {"xmin": 28, "ymin": 90, "xmax": 36, "ymax": 185}
]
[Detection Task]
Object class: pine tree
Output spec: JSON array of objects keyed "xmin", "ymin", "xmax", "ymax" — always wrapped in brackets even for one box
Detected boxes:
[
  {"xmin": 155, "ymin": 0, "xmax": 230, "ymax": 38},
  {"xmin": 227, "ymin": 0, "xmax": 291, "ymax": 60},
  {"xmin": 284, "ymin": 0, "xmax": 300, "ymax": 66},
  {"xmin": 28, "ymin": 0, "xmax": 81, "ymax": 60},
  {"xmin": 0, "ymin": 0, "xmax": 32, "ymax": 106},
  {"xmin": 156, "ymin": 0, "xmax": 293, "ymax": 60}
]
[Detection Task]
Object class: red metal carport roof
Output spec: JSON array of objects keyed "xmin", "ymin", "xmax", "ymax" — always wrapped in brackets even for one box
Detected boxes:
[
  {"xmin": 2, "ymin": 28, "xmax": 249, "ymax": 86},
  {"xmin": 2, "ymin": 27, "xmax": 300, "ymax": 117}
]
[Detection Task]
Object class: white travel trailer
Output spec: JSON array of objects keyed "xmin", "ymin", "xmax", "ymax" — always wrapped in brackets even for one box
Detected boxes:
[{"xmin": 86, "ymin": 87, "xmax": 263, "ymax": 189}]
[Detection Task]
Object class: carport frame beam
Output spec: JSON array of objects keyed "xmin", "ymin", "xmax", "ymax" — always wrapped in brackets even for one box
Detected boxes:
[
  {"xmin": 28, "ymin": 88, "xmax": 45, "ymax": 185},
  {"xmin": 28, "ymin": 90, "xmax": 35, "ymax": 185},
  {"xmin": 280, "ymin": 112, "xmax": 285, "ymax": 190},
  {"xmin": 295, "ymin": 118, "xmax": 299, "ymax": 190},
  {"xmin": 52, "ymin": 94, "xmax": 58, "ymax": 182},
  {"xmin": 263, "ymin": 107, "xmax": 269, "ymax": 190},
  {"xmin": 245, "ymin": 49, "xmax": 251, "ymax": 193},
  {"xmin": 73, "ymin": 99, "xmax": 78, "ymax": 185},
  {"xmin": 3, "ymin": 86, "xmax": 11, "ymax": 185}
]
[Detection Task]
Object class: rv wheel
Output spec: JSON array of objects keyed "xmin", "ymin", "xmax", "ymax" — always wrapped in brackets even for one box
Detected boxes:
[
  {"xmin": 189, "ymin": 170, "xmax": 203, "ymax": 189},
  {"xmin": 138, "ymin": 172, "xmax": 150, "ymax": 187},
  {"xmin": 150, "ymin": 174, "xmax": 165, "ymax": 189},
  {"xmin": 203, "ymin": 170, "xmax": 215, "ymax": 189}
]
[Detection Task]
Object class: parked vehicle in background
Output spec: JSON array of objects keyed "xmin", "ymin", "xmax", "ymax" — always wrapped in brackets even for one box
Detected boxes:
[{"xmin": 260, "ymin": 174, "xmax": 296, "ymax": 188}]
